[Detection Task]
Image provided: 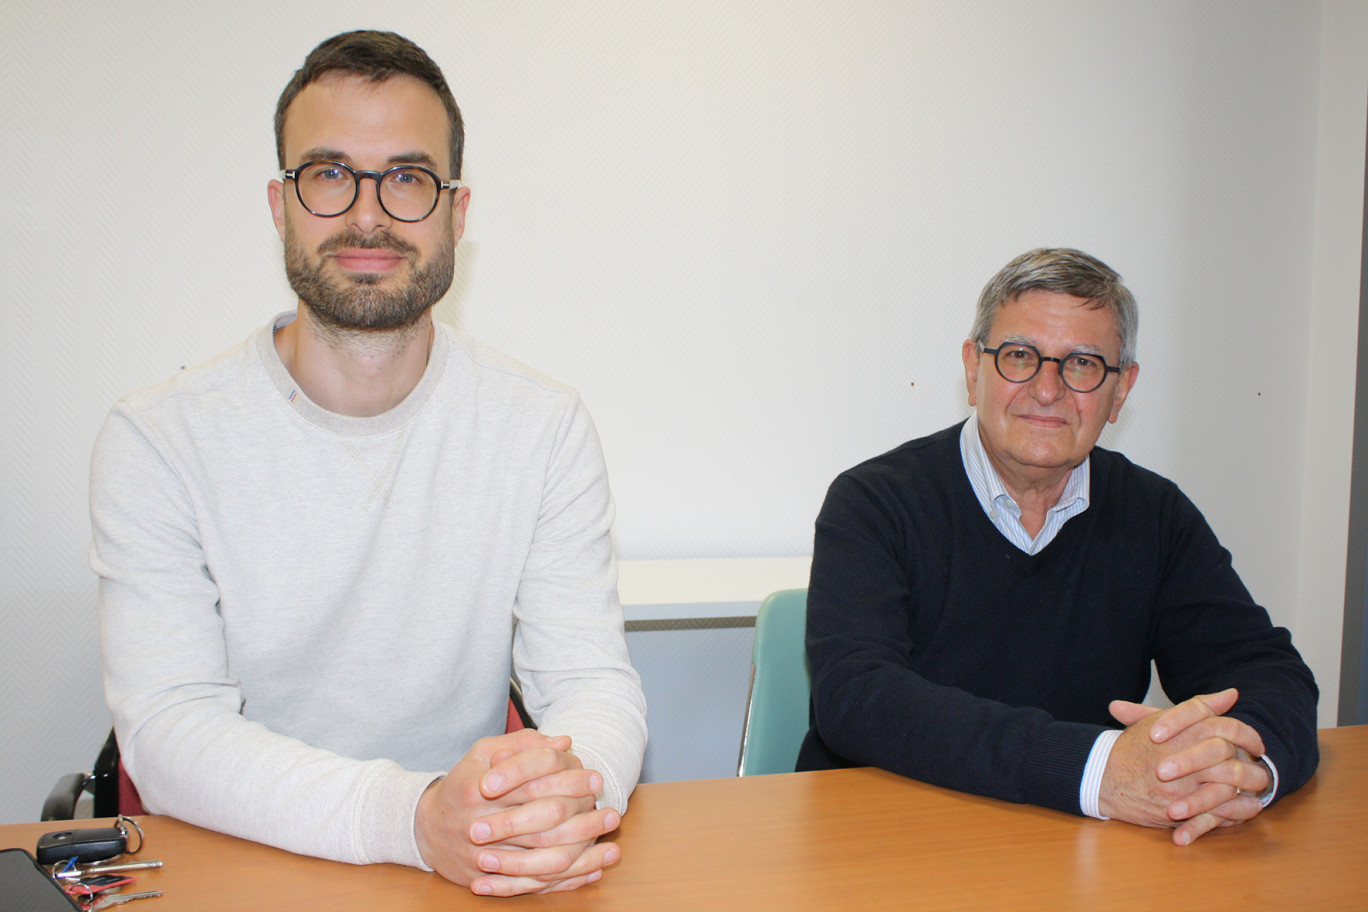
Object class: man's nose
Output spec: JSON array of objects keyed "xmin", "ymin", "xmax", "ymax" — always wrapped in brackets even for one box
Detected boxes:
[
  {"xmin": 1028, "ymin": 359, "xmax": 1066, "ymax": 401},
  {"xmin": 345, "ymin": 177, "xmax": 393, "ymax": 233}
]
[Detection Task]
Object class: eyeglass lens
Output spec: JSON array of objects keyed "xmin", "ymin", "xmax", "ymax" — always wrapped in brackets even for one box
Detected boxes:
[
  {"xmin": 993, "ymin": 344, "xmax": 1108, "ymax": 393},
  {"xmin": 295, "ymin": 163, "xmax": 441, "ymax": 222}
]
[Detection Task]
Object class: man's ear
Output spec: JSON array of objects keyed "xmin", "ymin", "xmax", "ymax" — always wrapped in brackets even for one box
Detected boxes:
[
  {"xmin": 449, "ymin": 185, "xmax": 471, "ymax": 244},
  {"xmin": 1108, "ymin": 361, "xmax": 1140, "ymax": 423},
  {"xmin": 268, "ymin": 180, "xmax": 286, "ymax": 242},
  {"xmin": 961, "ymin": 339, "xmax": 981, "ymax": 407}
]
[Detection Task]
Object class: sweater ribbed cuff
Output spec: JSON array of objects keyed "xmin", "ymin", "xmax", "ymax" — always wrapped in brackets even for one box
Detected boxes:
[
  {"xmin": 1021, "ymin": 722, "xmax": 1107, "ymax": 816},
  {"xmin": 354, "ymin": 764, "xmax": 447, "ymax": 868}
]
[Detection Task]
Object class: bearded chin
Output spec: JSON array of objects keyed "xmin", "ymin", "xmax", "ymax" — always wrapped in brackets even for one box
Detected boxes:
[{"xmin": 284, "ymin": 230, "xmax": 455, "ymax": 331}]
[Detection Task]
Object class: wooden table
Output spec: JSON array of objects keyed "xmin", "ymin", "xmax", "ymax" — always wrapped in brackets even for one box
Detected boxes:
[{"xmin": 5, "ymin": 727, "xmax": 1365, "ymax": 911}]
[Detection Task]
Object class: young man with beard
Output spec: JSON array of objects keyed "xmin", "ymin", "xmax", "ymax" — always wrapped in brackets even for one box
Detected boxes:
[{"xmin": 89, "ymin": 31, "xmax": 646, "ymax": 897}]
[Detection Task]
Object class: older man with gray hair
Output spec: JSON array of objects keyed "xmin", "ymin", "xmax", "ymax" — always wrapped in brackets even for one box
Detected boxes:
[{"xmin": 798, "ymin": 248, "xmax": 1318, "ymax": 845}]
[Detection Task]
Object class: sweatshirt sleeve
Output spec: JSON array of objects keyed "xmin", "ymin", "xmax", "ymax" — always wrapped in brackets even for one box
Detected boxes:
[
  {"xmin": 509, "ymin": 394, "xmax": 647, "ymax": 814},
  {"xmin": 91, "ymin": 403, "xmax": 436, "ymax": 868}
]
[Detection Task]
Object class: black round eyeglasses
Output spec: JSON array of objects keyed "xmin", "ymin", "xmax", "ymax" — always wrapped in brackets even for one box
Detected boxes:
[
  {"xmin": 282, "ymin": 160, "xmax": 458, "ymax": 223},
  {"xmin": 979, "ymin": 342, "xmax": 1122, "ymax": 393}
]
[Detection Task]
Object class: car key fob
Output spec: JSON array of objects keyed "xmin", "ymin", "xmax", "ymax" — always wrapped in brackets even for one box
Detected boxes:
[{"xmin": 36, "ymin": 827, "xmax": 126, "ymax": 865}]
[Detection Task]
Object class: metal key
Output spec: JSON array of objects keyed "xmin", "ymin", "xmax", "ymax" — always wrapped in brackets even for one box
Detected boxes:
[
  {"xmin": 90, "ymin": 890, "xmax": 162, "ymax": 910},
  {"xmin": 54, "ymin": 860, "xmax": 164, "ymax": 880}
]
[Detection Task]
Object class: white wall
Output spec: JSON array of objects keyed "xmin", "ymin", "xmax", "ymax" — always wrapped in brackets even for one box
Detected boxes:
[
  {"xmin": 2, "ymin": 1, "xmax": 1364, "ymax": 823},
  {"xmin": 1304, "ymin": 2, "xmax": 1368, "ymax": 718}
]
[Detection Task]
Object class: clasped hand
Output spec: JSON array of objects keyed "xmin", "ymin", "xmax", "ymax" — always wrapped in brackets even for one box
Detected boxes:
[
  {"xmin": 1100, "ymin": 688, "xmax": 1271, "ymax": 845},
  {"xmin": 415, "ymin": 729, "xmax": 622, "ymax": 895}
]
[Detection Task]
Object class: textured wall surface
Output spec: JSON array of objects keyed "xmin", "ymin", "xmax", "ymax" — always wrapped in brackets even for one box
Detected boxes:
[{"xmin": 1, "ymin": 2, "xmax": 1364, "ymax": 823}]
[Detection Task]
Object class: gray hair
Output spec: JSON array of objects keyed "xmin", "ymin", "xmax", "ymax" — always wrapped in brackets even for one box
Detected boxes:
[{"xmin": 970, "ymin": 248, "xmax": 1138, "ymax": 365}]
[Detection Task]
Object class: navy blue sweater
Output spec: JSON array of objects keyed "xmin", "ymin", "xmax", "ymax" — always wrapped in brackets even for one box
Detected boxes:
[{"xmin": 796, "ymin": 423, "xmax": 1318, "ymax": 815}]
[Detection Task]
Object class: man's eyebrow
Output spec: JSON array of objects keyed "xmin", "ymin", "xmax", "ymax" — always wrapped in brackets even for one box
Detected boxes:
[
  {"xmin": 1000, "ymin": 334, "xmax": 1107, "ymax": 356},
  {"xmin": 296, "ymin": 147, "xmax": 349, "ymax": 165},
  {"xmin": 292, "ymin": 148, "xmax": 443, "ymax": 171},
  {"xmin": 386, "ymin": 150, "xmax": 441, "ymax": 170}
]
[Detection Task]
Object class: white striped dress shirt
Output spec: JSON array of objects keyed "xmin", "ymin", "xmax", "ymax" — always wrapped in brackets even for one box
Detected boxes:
[{"xmin": 958, "ymin": 417, "xmax": 1090, "ymax": 555}]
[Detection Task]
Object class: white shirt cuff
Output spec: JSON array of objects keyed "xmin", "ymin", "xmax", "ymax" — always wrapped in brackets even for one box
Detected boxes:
[
  {"xmin": 1078, "ymin": 730, "xmax": 1278, "ymax": 819},
  {"xmin": 1080, "ymin": 729, "xmax": 1123, "ymax": 819},
  {"xmin": 1256, "ymin": 754, "xmax": 1279, "ymax": 806}
]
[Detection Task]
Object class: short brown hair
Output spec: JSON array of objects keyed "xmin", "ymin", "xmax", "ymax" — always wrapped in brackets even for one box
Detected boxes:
[{"xmin": 274, "ymin": 30, "xmax": 464, "ymax": 178}]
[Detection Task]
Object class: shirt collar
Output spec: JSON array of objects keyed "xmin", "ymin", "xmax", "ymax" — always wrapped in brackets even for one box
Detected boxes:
[{"xmin": 960, "ymin": 417, "xmax": 1090, "ymax": 517}]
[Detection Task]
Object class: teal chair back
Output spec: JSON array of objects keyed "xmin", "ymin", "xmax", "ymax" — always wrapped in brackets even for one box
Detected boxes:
[{"xmin": 737, "ymin": 588, "xmax": 810, "ymax": 776}]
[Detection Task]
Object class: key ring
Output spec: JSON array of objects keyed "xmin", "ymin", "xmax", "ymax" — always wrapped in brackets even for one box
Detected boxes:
[
  {"xmin": 50, "ymin": 817, "xmax": 147, "ymax": 879},
  {"xmin": 112, "ymin": 816, "xmax": 144, "ymax": 855}
]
